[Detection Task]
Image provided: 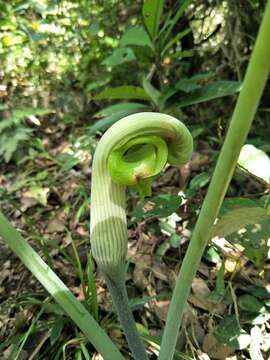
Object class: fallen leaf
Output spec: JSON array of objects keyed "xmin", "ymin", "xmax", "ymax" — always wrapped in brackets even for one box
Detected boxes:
[
  {"xmin": 46, "ymin": 219, "xmax": 65, "ymax": 233},
  {"xmin": 203, "ymin": 333, "xmax": 234, "ymax": 359}
]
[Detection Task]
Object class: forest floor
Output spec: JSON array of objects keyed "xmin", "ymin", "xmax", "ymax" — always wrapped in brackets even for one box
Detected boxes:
[{"xmin": 0, "ymin": 109, "xmax": 270, "ymax": 360}]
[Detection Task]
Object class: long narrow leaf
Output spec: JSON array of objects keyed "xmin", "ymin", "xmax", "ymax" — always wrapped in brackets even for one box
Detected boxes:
[{"xmin": 143, "ymin": 0, "xmax": 164, "ymax": 40}]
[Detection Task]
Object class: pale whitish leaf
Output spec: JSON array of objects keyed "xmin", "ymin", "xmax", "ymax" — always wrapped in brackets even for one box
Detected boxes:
[
  {"xmin": 94, "ymin": 86, "xmax": 151, "ymax": 101},
  {"xmin": 120, "ymin": 26, "xmax": 154, "ymax": 49},
  {"xmin": 94, "ymin": 102, "xmax": 148, "ymax": 118},
  {"xmin": 249, "ymin": 326, "xmax": 264, "ymax": 360},
  {"xmin": 143, "ymin": 0, "xmax": 164, "ymax": 39},
  {"xmin": 178, "ymin": 80, "xmax": 241, "ymax": 107},
  {"xmin": 102, "ymin": 47, "xmax": 136, "ymax": 67},
  {"xmin": 238, "ymin": 144, "xmax": 270, "ymax": 183}
]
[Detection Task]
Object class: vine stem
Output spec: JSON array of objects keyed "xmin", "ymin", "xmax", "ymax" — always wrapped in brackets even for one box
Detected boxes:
[
  {"xmin": 158, "ymin": 2, "xmax": 270, "ymax": 360},
  {"xmin": 0, "ymin": 212, "xmax": 125, "ymax": 360},
  {"xmin": 104, "ymin": 273, "xmax": 149, "ymax": 360}
]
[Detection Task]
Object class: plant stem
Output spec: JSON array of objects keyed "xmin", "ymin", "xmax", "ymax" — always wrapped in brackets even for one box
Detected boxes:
[
  {"xmin": 158, "ymin": 2, "xmax": 270, "ymax": 360},
  {"xmin": 0, "ymin": 211, "xmax": 124, "ymax": 360},
  {"xmin": 105, "ymin": 273, "xmax": 149, "ymax": 360}
]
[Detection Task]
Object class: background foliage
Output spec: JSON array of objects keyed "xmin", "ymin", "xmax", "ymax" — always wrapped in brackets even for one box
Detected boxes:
[{"xmin": 0, "ymin": 1, "xmax": 269, "ymax": 359}]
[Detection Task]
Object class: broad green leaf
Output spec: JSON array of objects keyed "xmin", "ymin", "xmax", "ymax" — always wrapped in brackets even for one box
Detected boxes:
[
  {"xmin": 94, "ymin": 102, "xmax": 148, "ymax": 118},
  {"xmin": 102, "ymin": 47, "xmax": 136, "ymax": 67},
  {"xmin": 161, "ymin": 73, "xmax": 213, "ymax": 103},
  {"xmin": 89, "ymin": 108, "xmax": 147, "ymax": 135},
  {"xmin": 238, "ymin": 144, "xmax": 270, "ymax": 183},
  {"xmin": 212, "ymin": 198, "xmax": 270, "ymax": 270},
  {"xmin": 132, "ymin": 194, "xmax": 182, "ymax": 221},
  {"xmin": 212, "ymin": 206, "xmax": 269, "ymax": 238},
  {"xmin": 142, "ymin": 0, "xmax": 164, "ymax": 39},
  {"xmin": 12, "ymin": 107, "xmax": 53, "ymax": 121},
  {"xmin": 215, "ymin": 315, "xmax": 251, "ymax": 350},
  {"xmin": 239, "ymin": 220, "xmax": 270, "ymax": 270},
  {"xmin": 178, "ymin": 80, "xmax": 241, "ymax": 107},
  {"xmin": 238, "ymin": 294, "xmax": 265, "ymax": 313},
  {"xmin": 176, "ymin": 73, "xmax": 213, "ymax": 93},
  {"xmin": 94, "ymin": 86, "xmax": 151, "ymax": 101},
  {"xmin": 120, "ymin": 26, "xmax": 154, "ymax": 49}
]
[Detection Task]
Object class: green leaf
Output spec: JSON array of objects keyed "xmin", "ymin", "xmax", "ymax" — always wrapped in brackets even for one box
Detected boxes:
[
  {"xmin": 212, "ymin": 200, "xmax": 269, "ymax": 238},
  {"xmin": 132, "ymin": 194, "xmax": 182, "ymax": 221},
  {"xmin": 0, "ymin": 127, "xmax": 32, "ymax": 162},
  {"xmin": 240, "ymin": 220, "xmax": 270, "ymax": 270},
  {"xmin": 102, "ymin": 47, "xmax": 136, "ymax": 67},
  {"xmin": 189, "ymin": 172, "xmax": 211, "ymax": 190},
  {"xmin": 50, "ymin": 319, "xmax": 65, "ymax": 345},
  {"xmin": 204, "ymin": 246, "xmax": 221, "ymax": 264},
  {"xmin": 169, "ymin": 233, "xmax": 182, "ymax": 248},
  {"xmin": 142, "ymin": 0, "xmax": 164, "ymax": 39},
  {"xmin": 90, "ymin": 107, "xmax": 149, "ymax": 135},
  {"xmin": 94, "ymin": 86, "xmax": 151, "ymax": 101},
  {"xmin": 215, "ymin": 315, "xmax": 251, "ymax": 350},
  {"xmin": 120, "ymin": 26, "xmax": 154, "ymax": 49},
  {"xmin": 12, "ymin": 107, "xmax": 53, "ymax": 121},
  {"xmin": 161, "ymin": 28, "xmax": 191, "ymax": 56},
  {"xmin": 212, "ymin": 198, "xmax": 270, "ymax": 270},
  {"xmin": 94, "ymin": 102, "xmax": 148, "ymax": 118},
  {"xmin": 238, "ymin": 144, "xmax": 270, "ymax": 183},
  {"xmin": 142, "ymin": 78, "xmax": 161, "ymax": 106},
  {"xmin": 178, "ymin": 81, "xmax": 241, "ymax": 107},
  {"xmin": 238, "ymin": 294, "xmax": 265, "ymax": 313},
  {"xmin": 176, "ymin": 73, "xmax": 213, "ymax": 93},
  {"xmin": 161, "ymin": 0, "xmax": 192, "ymax": 45}
]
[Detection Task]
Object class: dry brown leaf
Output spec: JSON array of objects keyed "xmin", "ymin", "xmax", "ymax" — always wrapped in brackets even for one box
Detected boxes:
[
  {"xmin": 45, "ymin": 219, "xmax": 65, "ymax": 233},
  {"xmin": 202, "ymin": 333, "xmax": 234, "ymax": 359},
  {"xmin": 153, "ymin": 300, "xmax": 170, "ymax": 321}
]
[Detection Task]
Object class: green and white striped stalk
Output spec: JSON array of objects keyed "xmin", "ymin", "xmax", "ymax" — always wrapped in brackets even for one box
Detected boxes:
[{"xmin": 90, "ymin": 112, "xmax": 193, "ymax": 360}]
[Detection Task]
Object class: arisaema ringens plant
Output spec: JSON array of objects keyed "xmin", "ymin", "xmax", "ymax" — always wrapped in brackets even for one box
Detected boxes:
[
  {"xmin": 0, "ymin": 1, "xmax": 270, "ymax": 359},
  {"xmin": 90, "ymin": 112, "xmax": 193, "ymax": 360}
]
